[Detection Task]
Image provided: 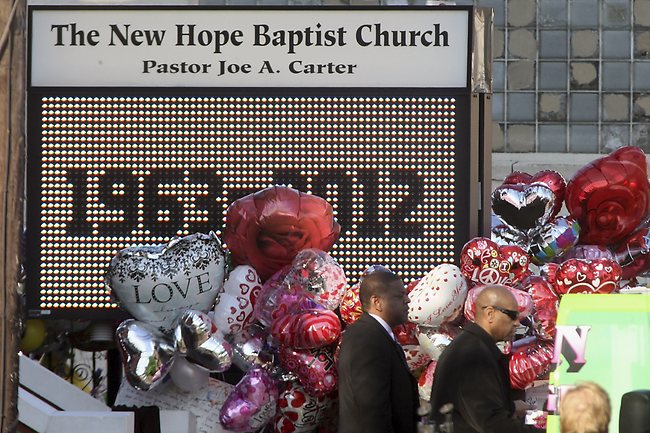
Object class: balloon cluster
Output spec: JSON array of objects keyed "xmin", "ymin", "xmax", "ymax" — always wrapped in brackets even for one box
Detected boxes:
[
  {"xmin": 108, "ymin": 186, "xmax": 346, "ymax": 432},
  {"xmin": 104, "ymin": 148, "xmax": 650, "ymax": 432}
]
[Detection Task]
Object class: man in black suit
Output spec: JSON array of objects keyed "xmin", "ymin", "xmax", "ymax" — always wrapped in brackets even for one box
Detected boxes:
[
  {"xmin": 429, "ymin": 285, "xmax": 544, "ymax": 433},
  {"xmin": 338, "ymin": 268, "xmax": 419, "ymax": 433}
]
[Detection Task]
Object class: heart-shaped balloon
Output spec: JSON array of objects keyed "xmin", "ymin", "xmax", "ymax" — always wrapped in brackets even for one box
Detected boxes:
[
  {"xmin": 219, "ymin": 367, "xmax": 279, "ymax": 433},
  {"xmin": 274, "ymin": 381, "xmax": 332, "ymax": 433},
  {"xmin": 504, "ymin": 170, "xmax": 566, "ymax": 219},
  {"xmin": 408, "ymin": 264, "xmax": 468, "ymax": 326},
  {"xmin": 614, "ymin": 226, "xmax": 650, "ymax": 280},
  {"xmin": 418, "ymin": 361, "xmax": 437, "ymax": 401},
  {"xmin": 271, "ymin": 309, "xmax": 341, "ymax": 349},
  {"xmin": 561, "ymin": 244, "xmax": 614, "ymax": 262},
  {"xmin": 509, "ymin": 336, "xmax": 554, "ymax": 390},
  {"xmin": 168, "ymin": 356, "xmax": 211, "ymax": 392},
  {"xmin": 416, "ymin": 324, "xmax": 460, "ymax": 361},
  {"xmin": 528, "ymin": 216, "xmax": 580, "ymax": 265},
  {"xmin": 213, "ymin": 265, "xmax": 262, "ymax": 335},
  {"xmin": 403, "ymin": 344, "xmax": 432, "ymax": 372},
  {"xmin": 174, "ymin": 309, "xmax": 232, "ymax": 372},
  {"xmin": 460, "ymin": 237, "xmax": 530, "ymax": 287},
  {"xmin": 547, "ymin": 258, "xmax": 622, "ymax": 295},
  {"xmin": 516, "ymin": 276, "xmax": 558, "ymax": 341},
  {"xmin": 279, "ymin": 345, "xmax": 337, "ymax": 398},
  {"xmin": 115, "ymin": 319, "xmax": 176, "ymax": 391},
  {"xmin": 226, "ymin": 324, "xmax": 295, "ymax": 382},
  {"xmin": 393, "ymin": 321, "xmax": 419, "ymax": 346},
  {"xmin": 463, "ymin": 285, "xmax": 533, "ymax": 322},
  {"xmin": 284, "ymin": 249, "xmax": 347, "ymax": 310},
  {"xmin": 254, "ymin": 266, "xmax": 307, "ymax": 327},
  {"xmin": 566, "ymin": 146, "xmax": 650, "ymax": 246},
  {"xmin": 491, "ymin": 183, "xmax": 555, "ymax": 232},
  {"xmin": 107, "ymin": 232, "xmax": 226, "ymax": 333},
  {"xmin": 491, "ymin": 224, "xmax": 530, "ymax": 250},
  {"xmin": 339, "ymin": 283, "xmax": 363, "ymax": 325}
]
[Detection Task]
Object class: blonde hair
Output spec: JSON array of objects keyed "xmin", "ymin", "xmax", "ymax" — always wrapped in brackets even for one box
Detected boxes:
[{"xmin": 560, "ymin": 382, "xmax": 611, "ymax": 433}]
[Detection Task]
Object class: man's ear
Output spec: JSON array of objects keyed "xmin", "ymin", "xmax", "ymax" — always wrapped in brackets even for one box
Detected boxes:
[{"xmin": 370, "ymin": 294, "xmax": 383, "ymax": 312}]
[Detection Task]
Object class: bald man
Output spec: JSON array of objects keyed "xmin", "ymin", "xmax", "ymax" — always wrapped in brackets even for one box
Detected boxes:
[
  {"xmin": 429, "ymin": 285, "xmax": 544, "ymax": 433},
  {"xmin": 338, "ymin": 268, "xmax": 419, "ymax": 433}
]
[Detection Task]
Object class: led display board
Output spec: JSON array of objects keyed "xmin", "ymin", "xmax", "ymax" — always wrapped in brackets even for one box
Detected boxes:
[{"xmin": 26, "ymin": 6, "xmax": 491, "ymax": 318}]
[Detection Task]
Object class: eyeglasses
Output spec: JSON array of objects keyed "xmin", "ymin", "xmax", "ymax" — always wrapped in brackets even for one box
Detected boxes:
[{"xmin": 483, "ymin": 305, "xmax": 519, "ymax": 321}]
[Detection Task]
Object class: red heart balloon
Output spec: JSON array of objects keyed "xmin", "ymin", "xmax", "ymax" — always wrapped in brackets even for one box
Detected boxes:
[
  {"xmin": 393, "ymin": 321, "xmax": 419, "ymax": 346},
  {"xmin": 566, "ymin": 146, "xmax": 650, "ymax": 245},
  {"xmin": 271, "ymin": 309, "xmax": 341, "ymax": 349},
  {"xmin": 460, "ymin": 237, "xmax": 530, "ymax": 286},
  {"xmin": 279, "ymin": 346, "xmax": 338, "ymax": 397},
  {"xmin": 509, "ymin": 336, "xmax": 554, "ymax": 390},
  {"xmin": 517, "ymin": 276, "xmax": 558, "ymax": 341},
  {"xmin": 504, "ymin": 170, "xmax": 566, "ymax": 218},
  {"xmin": 547, "ymin": 258, "xmax": 622, "ymax": 295}
]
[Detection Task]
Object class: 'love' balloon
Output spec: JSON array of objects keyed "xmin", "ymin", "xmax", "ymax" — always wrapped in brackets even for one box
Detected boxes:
[{"xmin": 107, "ymin": 232, "xmax": 226, "ymax": 333}]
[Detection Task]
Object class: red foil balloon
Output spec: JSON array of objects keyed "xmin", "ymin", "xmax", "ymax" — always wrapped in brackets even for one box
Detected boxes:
[
  {"xmin": 509, "ymin": 337, "xmax": 554, "ymax": 390},
  {"xmin": 418, "ymin": 360, "xmax": 437, "ymax": 401},
  {"xmin": 547, "ymin": 258, "xmax": 622, "ymax": 295},
  {"xmin": 271, "ymin": 309, "xmax": 341, "ymax": 349},
  {"xmin": 279, "ymin": 345, "xmax": 337, "ymax": 397},
  {"xmin": 517, "ymin": 276, "xmax": 559, "ymax": 341},
  {"xmin": 460, "ymin": 237, "xmax": 530, "ymax": 287},
  {"xmin": 565, "ymin": 146, "xmax": 650, "ymax": 246},
  {"xmin": 224, "ymin": 186, "xmax": 341, "ymax": 281},
  {"xmin": 393, "ymin": 321, "xmax": 419, "ymax": 346}
]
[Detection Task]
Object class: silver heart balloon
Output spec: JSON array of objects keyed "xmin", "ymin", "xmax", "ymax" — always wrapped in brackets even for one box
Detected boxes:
[
  {"xmin": 226, "ymin": 324, "xmax": 296, "ymax": 382},
  {"xmin": 116, "ymin": 319, "xmax": 176, "ymax": 391},
  {"xmin": 491, "ymin": 183, "xmax": 555, "ymax": 232},
  {"xmin": 174, "ymin": 309, "xmax": 232, "ymax": 372},
  {"xmin": 107, "ymin": 232, "xmax": 226, "ymax": 333}
]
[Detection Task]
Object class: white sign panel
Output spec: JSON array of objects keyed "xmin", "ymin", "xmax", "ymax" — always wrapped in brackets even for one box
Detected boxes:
[{"xmin": 30, "ymin": 8, "xmax": 470, "ymax": 87}]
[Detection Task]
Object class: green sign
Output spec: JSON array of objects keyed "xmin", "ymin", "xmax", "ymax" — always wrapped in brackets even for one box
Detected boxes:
[{"xmin": 547, "ymin": 294, "xmax": 650, "ymax": 433}]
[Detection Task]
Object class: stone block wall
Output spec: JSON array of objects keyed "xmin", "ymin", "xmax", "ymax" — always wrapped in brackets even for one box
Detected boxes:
[{"xmin": 197, "ymin": 0, "xmax": 650, "ymax": 155}]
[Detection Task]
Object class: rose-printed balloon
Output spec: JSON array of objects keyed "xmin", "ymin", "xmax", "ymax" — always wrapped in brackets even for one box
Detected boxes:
[
  {"xmin": 107, "ymin": 232, "xmax": 226, "ymax": 333},
  {"xmin": 460, "ymin": 238, "xmax": 530, "ymax": 287},
  {"xmin": 274, "ymin": 382, "xmax": 332, "ymax": 433},
  {"xmin": 566, "ymin": 146, "xmax": 650, "ymax": 246},
  {"xmin": 213, "ymin": 265, "xmax": 262, "ymax": 335},
  {"xmin": 408, "ymin": 264, "xmax": 468, "ymax": 326},
  {"xmin": 219, "ymin": 367, "xmax": 278, "ymax": 433},
  {"xmin": 403, "ymin": 344, "xmax": 432, "ymax": 372},
  {"xmin": 547, "ymin": 258, "xmax": 622, "ymax": 295},
  {"xmin": 224, "ymin": 186, "xmax": 341, "ymax": 281}
]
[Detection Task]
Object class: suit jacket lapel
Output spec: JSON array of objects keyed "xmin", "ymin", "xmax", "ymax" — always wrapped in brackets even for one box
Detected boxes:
[{"xmin": 360, "ymin": 313, "xmax": 409, "ymax": 367}]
